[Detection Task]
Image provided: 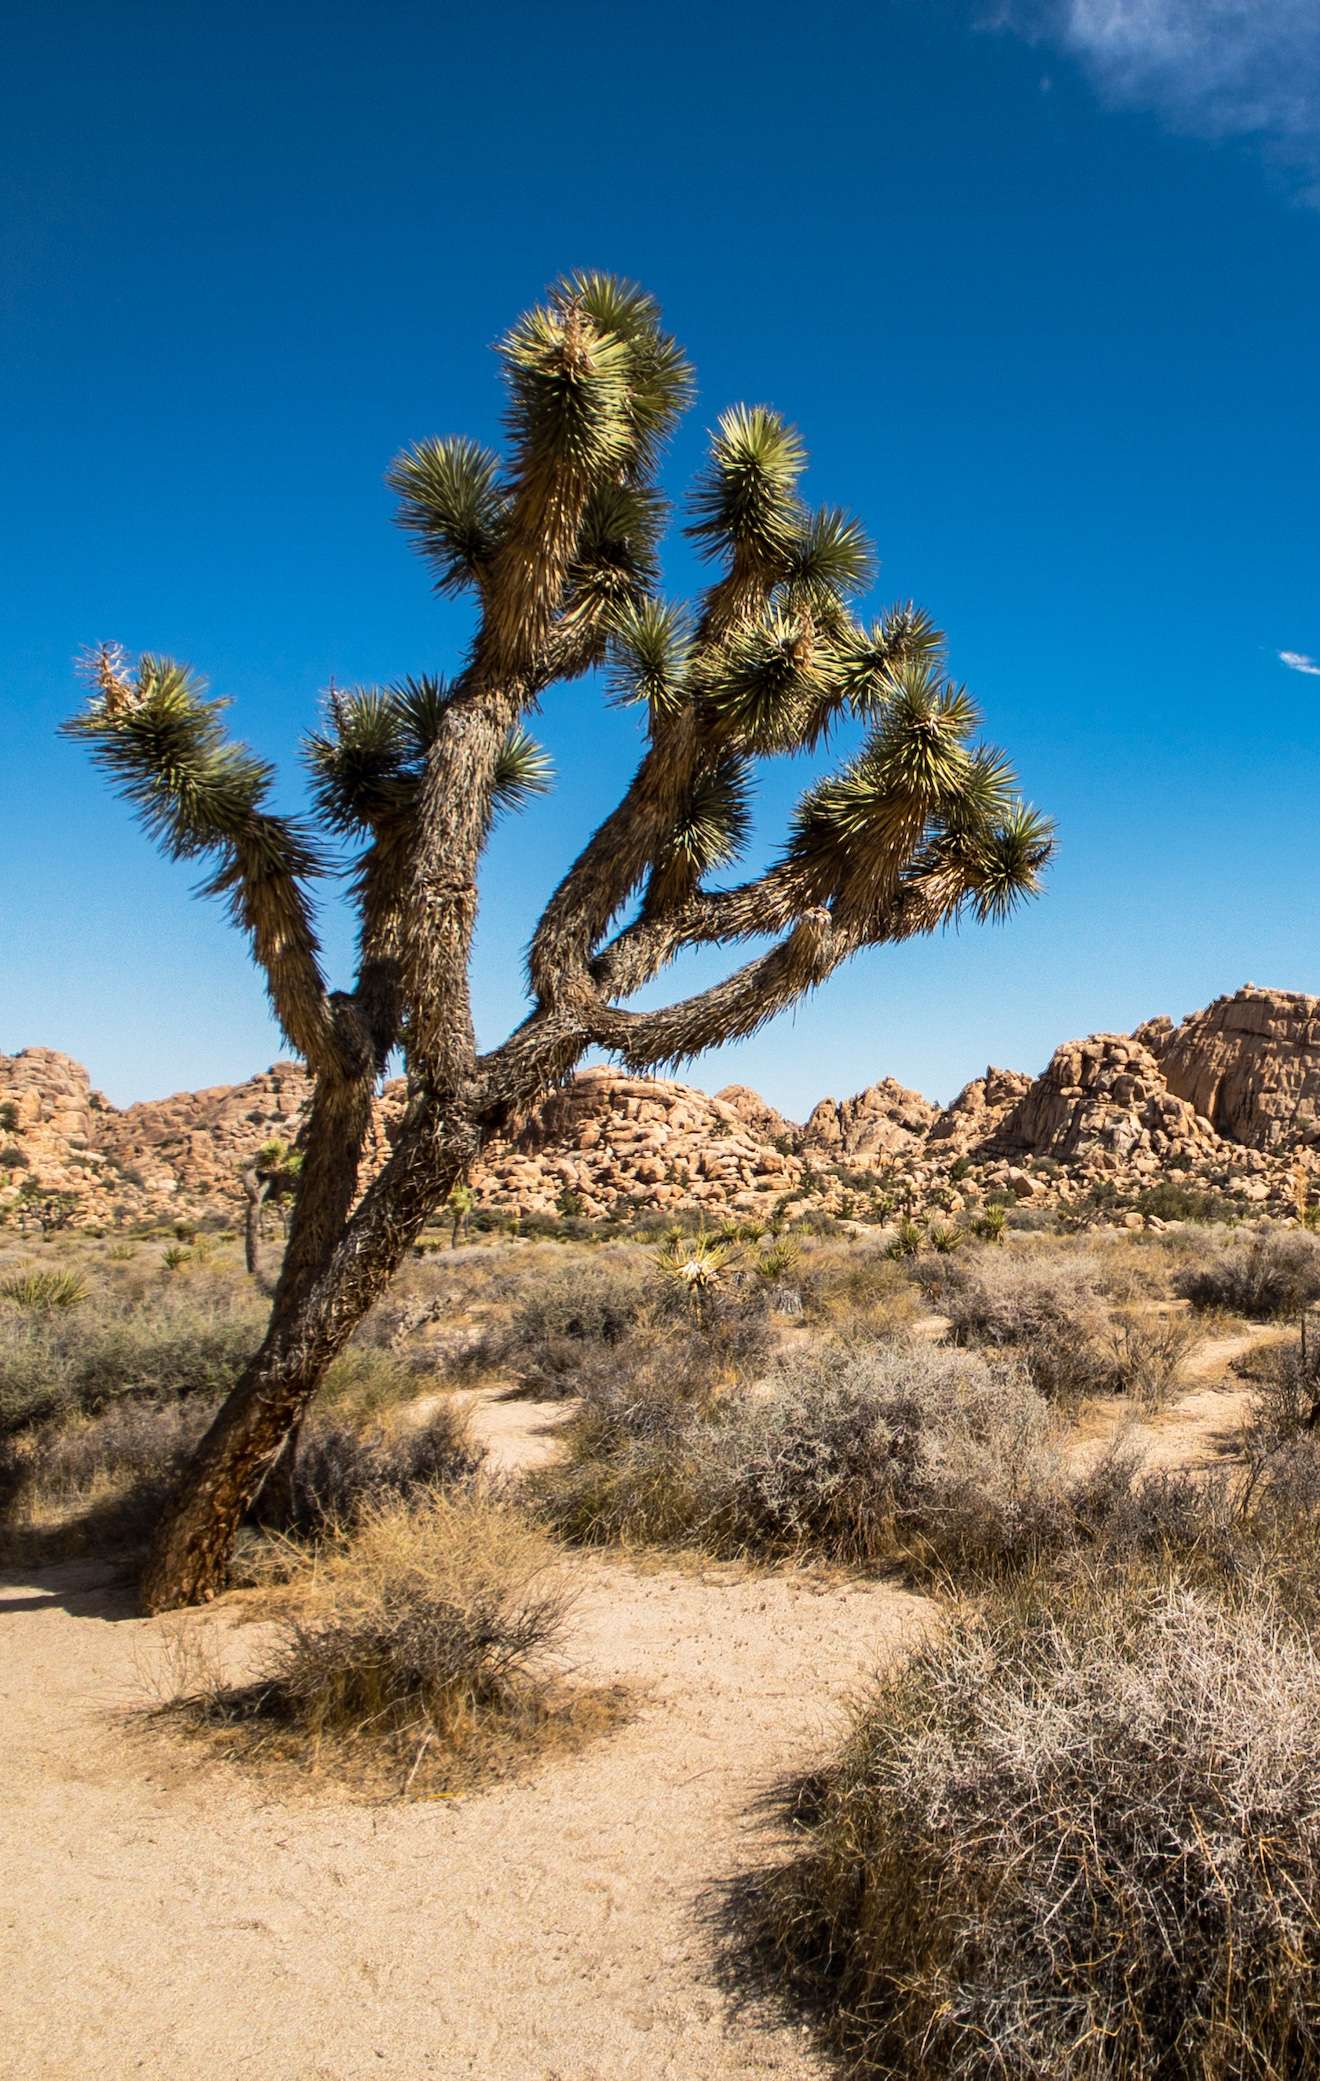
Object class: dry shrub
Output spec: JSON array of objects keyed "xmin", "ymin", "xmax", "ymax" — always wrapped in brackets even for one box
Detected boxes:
[
  {"xmin": 937, "ymin": 1246, "xmax": 1121, "ymax": 1402},
  {"xmin": 795, "ymin": 1245, "xmax": 918, "ymax": 1339},
  {"xmin": 169, "ymin": 1493, "xmax": 620, "ymax": 1795},
  {"xmin": 319, "ymin": 1343, "xmax": 436, "ymax": 1417},
  {"xmin": 0, "ymin": 1395, "xmax": 216, "ymax": 1559},
  {"xmin": 1103, "ymin": 1309, "xmax": 1195, "ymax": 1406},
  {"xmin": 287, "ymin": 1404, "xmax": 484, "ymax": 1537},
  {"xmin": 2, "ymin": 1391, "xmax": 480, "ymax": 1566},
  {"xmin": 0, "ymin": 1273, "xmax": 264, "ymax": 1440},
  {"xmin": 739, "ymin": 1563, "xmax": 1320, "ymax": 2080},
  {"xmin": 496, "ymin": 1253, "xmax": 653, "ymax": 1394},
  {"xmin": 536, "ymin": 1341, "xmax": 1072, "ymax": 1575},
  {"xmin": 1242, "ymin": 1333, "xmax": 1320, "ymax": 1457},
  {"xmin": 557, "ymin": 1320, "xmax": 727, "ymax": 1453},
  {"xmin": 490, "ymin": 1247, "xmax": 773, "ymax": 1396},
  {"xmin": 1174, "ymin": 1226, "xmax": 1320, "ymax": 1320}
]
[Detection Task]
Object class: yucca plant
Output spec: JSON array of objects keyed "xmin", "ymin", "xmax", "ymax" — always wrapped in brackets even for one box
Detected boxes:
[
  {"xmin": 70, "ymin": 274, "xmax": 1053, "ymax": 1610},
  {"xmin": 888, "ymin": 1215, "xmax": 925, "ymax": 1260},
  {"xmin": 926, "ymin": 1219, "xmax": 964, "ymax": 1255},
  {"xmin": 655, "ymin": 1228, "xmax": 736, "ymax": 1321},
  {"xmin": 446, "ymin": 1180, "xmax": 476, "ymax": 1249},
  {"xmin": 973, "ymin": 1202, "xmax": 1009, "ymax": 1244},
  {"xmin": 0, "ymin": 1268, "xmax": 88, "ymax": 1312}
]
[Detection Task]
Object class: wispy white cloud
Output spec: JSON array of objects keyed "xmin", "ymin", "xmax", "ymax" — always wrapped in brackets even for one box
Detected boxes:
[
  {"xmin": 991, "ymin": 2, "xmax": 1320, "ymax": 201},
  {"xmin": 1280, "ymin": 650, "xmax": 1320, "ymax": 677}
]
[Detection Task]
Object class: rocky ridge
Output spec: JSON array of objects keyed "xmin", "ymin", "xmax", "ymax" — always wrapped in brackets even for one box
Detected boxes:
[{"xmin": 3, "ymin": 986, "xmax": 1318, "ymax": 1229}]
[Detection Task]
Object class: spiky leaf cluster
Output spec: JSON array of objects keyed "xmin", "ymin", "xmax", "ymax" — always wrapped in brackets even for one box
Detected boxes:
[
  {"xmin": 387, "ymin": 439, "xmax": 507, "ymax": 595},
  {"xmin": 66, "ymin": 653, "xmax": 324, "ymax": 884},
  {"xmin": 306, "ymin": 678, "xmax": 551, "ymax": 837},
  {"xmin": 689, "ymin": 405, "xmax": 807, "ymax": 575}
]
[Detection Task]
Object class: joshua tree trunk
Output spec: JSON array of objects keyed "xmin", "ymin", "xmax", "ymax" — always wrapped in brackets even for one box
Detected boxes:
[
  {"xmin": 75, "ymin": 275, "xmax": 1052, "ymax": 1612},
  {"xmin": 140, "ymin": 1108, "xmax": 471, "ymax": 1610},
  {"xmin": 241, "ymin": 1165, "xmax": 268, "ymax": 1277}
]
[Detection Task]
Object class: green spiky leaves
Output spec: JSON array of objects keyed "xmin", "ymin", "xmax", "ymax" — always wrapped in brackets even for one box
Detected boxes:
[
  {"xmin": 702, "ymin": 609, "xmax": 828, "ymax": 752},
  {"xmin": 553, "ymin": 272, "xmax": 695, "ymax": 471},
  {"xmin": 786, "ymin": 659, "xmax": 1051, "ymax": 923},
  {"xmin": 307, "ymin": 689, "xmax": 415, "ymax": 836},
  {"xmin": 498, "ymin": 276, "xmax": 692, "ymax": 496},
  {"xmin": 661, "ymin": 758, "xmax": 752, "ymax": 877},
  {"xmin": 833, "ymin": 604, "xmax": 943, "ymax": 714},
  {"xmin": 688, "ymin": 406, "xmax": 807, "ymax": 574},
  {"xmin": 387, "ymin": 438, "xmax": 508, "ymax": 595},
  {"xmin": 67, "ymin": 648, "xmax": 336, "ymax": 1066},
  {"xmin": 305, "ymin": 678, "xmax": 549, "ymax": 834},
  {"xmin": 777, "ymin": 507, "xmax": 875, "ymax": 624},
  {"xmin": 561, "ymin": 481, "xmax": 668, "ymax": 638},
  {"xmin": 608, "ymin": 599, "xmax": 693, "ymax": 721},
  {"xmin": 492, "ymin": 725, "xmax": 554, "ymax": 817},
  {"xmin": 67, "ymin": 654, "xmax": 323, "ymax": 876},
  {"xmin": 962, "ymin": 803, "xmax": 1056, "ymax": 922},
  {"xmin": 501, "ymin": 301, "xmax": 636, "ymax": 481}
]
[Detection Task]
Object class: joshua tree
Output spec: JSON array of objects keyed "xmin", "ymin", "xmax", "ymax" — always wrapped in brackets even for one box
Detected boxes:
[
  {"xmin": 69, "ymin": 274, "xmax": 1053, "ymax": 1610},
  {"xmin": 446, "ymin": 1180, "xmax": 476, "ymax": 1249},
  {"xmin": 240, "ymin": 1137, "xmax": 304, "ymax": 1277}
]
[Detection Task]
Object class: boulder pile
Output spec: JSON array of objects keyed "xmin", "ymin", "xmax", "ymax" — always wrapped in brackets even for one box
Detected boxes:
[{"xmin": 3, "ymin": 985, "xmax": 1318, "ymax": 1230}]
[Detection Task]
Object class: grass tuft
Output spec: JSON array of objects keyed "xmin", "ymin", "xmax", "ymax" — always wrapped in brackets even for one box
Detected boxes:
[{"xmin": 163, "ymin": 1493, "xmax": 624, "ymax": 1795}]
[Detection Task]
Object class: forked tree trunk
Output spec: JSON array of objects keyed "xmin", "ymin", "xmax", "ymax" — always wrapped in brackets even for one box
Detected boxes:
[{"xmin": 140, "ymin": 1106, "xmax": 469, "ymax": 1612}]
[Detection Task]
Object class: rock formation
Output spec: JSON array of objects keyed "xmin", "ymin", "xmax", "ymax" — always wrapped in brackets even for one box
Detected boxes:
[
  {"xmin": 479, "ymin": 1068, "xmax": 802, "ymax": 1218},
  {"xmin": 4, "ymin": 985, "xmax": 1319, "ymax": 1230},
  {"xmin": 926, "ymin": 1067, "xmax": 1033, "ymax": 1154},
  {"xmin": 1141, "ymin": 987, "xmax": 1320, "ymax": 1154},
  {"xmin": 994, "ymin": 1034, "xmax": 1223, "ymax": 1172},
  {"xmin": 800, "ymin": 1078, "xmax": 939, "ymax": 1164}
]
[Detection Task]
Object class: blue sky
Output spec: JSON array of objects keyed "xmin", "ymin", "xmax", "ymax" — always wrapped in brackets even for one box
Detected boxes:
[{"xmin": 4, "ymin": 0, "xmax": 1319, "ymax": 1117}]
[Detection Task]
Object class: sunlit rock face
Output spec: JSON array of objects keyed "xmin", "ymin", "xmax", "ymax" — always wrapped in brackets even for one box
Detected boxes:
[
  {"xmin": 1140, "ymin": 987, "xmax": 1320, "ymax": 1153},
  {"xmin": 6, "ymin": 982, "xmax": 1320, "ymax": 1230}
]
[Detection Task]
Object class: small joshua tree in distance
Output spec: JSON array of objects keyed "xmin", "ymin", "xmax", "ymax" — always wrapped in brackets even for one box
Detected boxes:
[
  {"xmin": 446, "ymin": 1180, "xmax": 476, "ymax": 1249},
  {"xmin": 241, "ymin": 1137, "xmax": 304, "ymax": 1277},
  {"xmin": 69, "ymin": 273, "xmax": 1053, "ymax": 1610}
]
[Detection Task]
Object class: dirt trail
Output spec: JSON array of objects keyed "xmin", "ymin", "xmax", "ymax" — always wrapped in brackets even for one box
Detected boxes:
[
  {"xmin": 1071, "ymin": 1323, "xmax": 1287, "ymax": 1472},
  {"xmin": 1, "ymin": 1530, "xmax": 928, "ymax": 2081},
  {"xmin": 436, "ymin": 1383, "xmax": 573, "ymax": 1473},
  {"xmin": 7, "ymin": 1322, "xmax": 1287, "ymax": 2079}
]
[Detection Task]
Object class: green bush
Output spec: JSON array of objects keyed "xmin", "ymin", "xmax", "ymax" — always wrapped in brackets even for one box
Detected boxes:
[
  {"xmin": 0, "ymin": 1275, "xmax": 265, "ymax": 1440},
  {"xmin": 1135, "ymin": 1178, "xmax": 1238, "ymax": 1223},
  {"xmin": 0, "ymin": 1269, "xmax": 88, "ymax": 1311}
]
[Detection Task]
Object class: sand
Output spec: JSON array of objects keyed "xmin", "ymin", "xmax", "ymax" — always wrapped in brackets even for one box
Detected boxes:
[
  {"xmin": 1, "ymin": 1487, "xmax": 929, "ymax": 2079},
  {"xmin": 1, "ymin": 1320, "xmax": 1269, "ymax": 2079}
]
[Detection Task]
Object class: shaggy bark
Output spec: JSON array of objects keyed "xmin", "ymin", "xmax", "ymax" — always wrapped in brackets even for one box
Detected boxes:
[{"xmin": 140, "ymin": 1104, "xmax": 474, "ymax": 1611}]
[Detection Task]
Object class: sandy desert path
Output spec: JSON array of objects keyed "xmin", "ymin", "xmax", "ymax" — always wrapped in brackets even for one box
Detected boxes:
[
  {"xmin": 1070, "ymin": 1319, "xmax": 1288, "ymax": 1473},
  {"xmin": 1, "ymin": 1320, "xmax": 1275, "ymax": 2081},
  {"xmin": 0, "ymin": 1439, "xmax": 930, "ymax": 2081}
]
